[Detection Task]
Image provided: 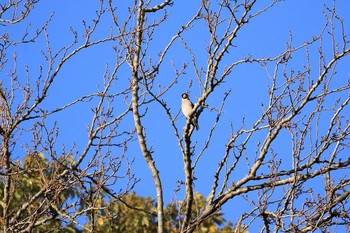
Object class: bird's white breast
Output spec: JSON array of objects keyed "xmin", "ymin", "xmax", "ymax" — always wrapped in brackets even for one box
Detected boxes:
[{"xmin": 182, "ymin": 99, "xmax": 193, "ymax": 117}]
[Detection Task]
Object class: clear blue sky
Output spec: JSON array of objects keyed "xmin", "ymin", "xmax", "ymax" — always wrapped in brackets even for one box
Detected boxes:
[{"xmin": 6, "ymin": 0, "xmax": 350, "ymax": 230}]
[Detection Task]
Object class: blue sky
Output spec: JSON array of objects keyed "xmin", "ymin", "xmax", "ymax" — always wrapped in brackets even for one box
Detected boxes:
[{"xmin": 5, "ymin": 0, "xmax": 350, "ymax": 230}]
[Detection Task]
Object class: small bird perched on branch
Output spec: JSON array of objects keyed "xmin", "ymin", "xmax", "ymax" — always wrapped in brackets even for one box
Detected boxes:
[{"xmin": 181, "ymin": 93, "xmax": 199, "ymax": 130}]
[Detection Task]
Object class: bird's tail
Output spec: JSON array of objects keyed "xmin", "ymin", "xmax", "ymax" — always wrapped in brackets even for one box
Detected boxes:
[{"xmin": 192, "ymin": 116, "xmax": 199, "ymax": 130}]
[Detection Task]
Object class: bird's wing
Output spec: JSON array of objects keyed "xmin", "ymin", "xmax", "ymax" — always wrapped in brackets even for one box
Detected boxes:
[{"xmin": 190, "ymin": 100, "xmax": 194, "ymax": 108}]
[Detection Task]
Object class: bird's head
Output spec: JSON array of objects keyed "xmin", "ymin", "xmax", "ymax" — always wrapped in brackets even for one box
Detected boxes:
[{"xmin": 181, "ymin": 93, "xmax": 189, "ymax": 99}]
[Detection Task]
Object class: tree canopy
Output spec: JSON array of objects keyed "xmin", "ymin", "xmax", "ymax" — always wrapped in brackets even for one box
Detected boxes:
[{"xmin": 1, "ymin": 0, "xmax": 349, "ymax": 233}]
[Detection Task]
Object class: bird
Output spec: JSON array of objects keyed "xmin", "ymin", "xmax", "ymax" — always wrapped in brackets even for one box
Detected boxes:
[{"xmin": 181, "ymin": 93, "xmax": 199, "ymax": 130}]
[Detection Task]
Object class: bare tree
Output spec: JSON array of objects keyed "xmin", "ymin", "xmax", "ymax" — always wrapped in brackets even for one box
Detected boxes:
[
  {"xmin": 1, "ymin": 0, "xmax": 349, "ymax": 233},
  {"xmin": 1, "ymin": 0, "xmax": 137, "ymax": 232},
  {"xmin": 114, "ymin": 0, "xmax": 350, "ymax": 232}
]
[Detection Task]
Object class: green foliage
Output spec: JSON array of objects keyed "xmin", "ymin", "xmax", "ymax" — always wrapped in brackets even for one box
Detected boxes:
[
  {"xmin": 85, "ymin": 191, "xmax": 240, "ymax": 233},
  {"xmin": 0, "ymin": 153, "xmax": 79, "ymax": 232},
  {"xmin": 0, "ymin": 154, "xmax": 244, "ymax": 232},
  {"xmin": 84, "ymin": 193, "xmax": 158, "ymax": 233}
]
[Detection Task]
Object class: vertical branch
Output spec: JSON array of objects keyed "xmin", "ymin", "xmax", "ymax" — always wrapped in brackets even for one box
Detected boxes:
[
  {"xmin": 2, "ymin": 134, "xmax": 11, "ymax": 232},
  {"xmin": 128, "ymin": 1, "xmax": 174, "ymax": 232},
  {"xmin": 181, "ymin": 128, "xmax": 194, "ymax": 232}
]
